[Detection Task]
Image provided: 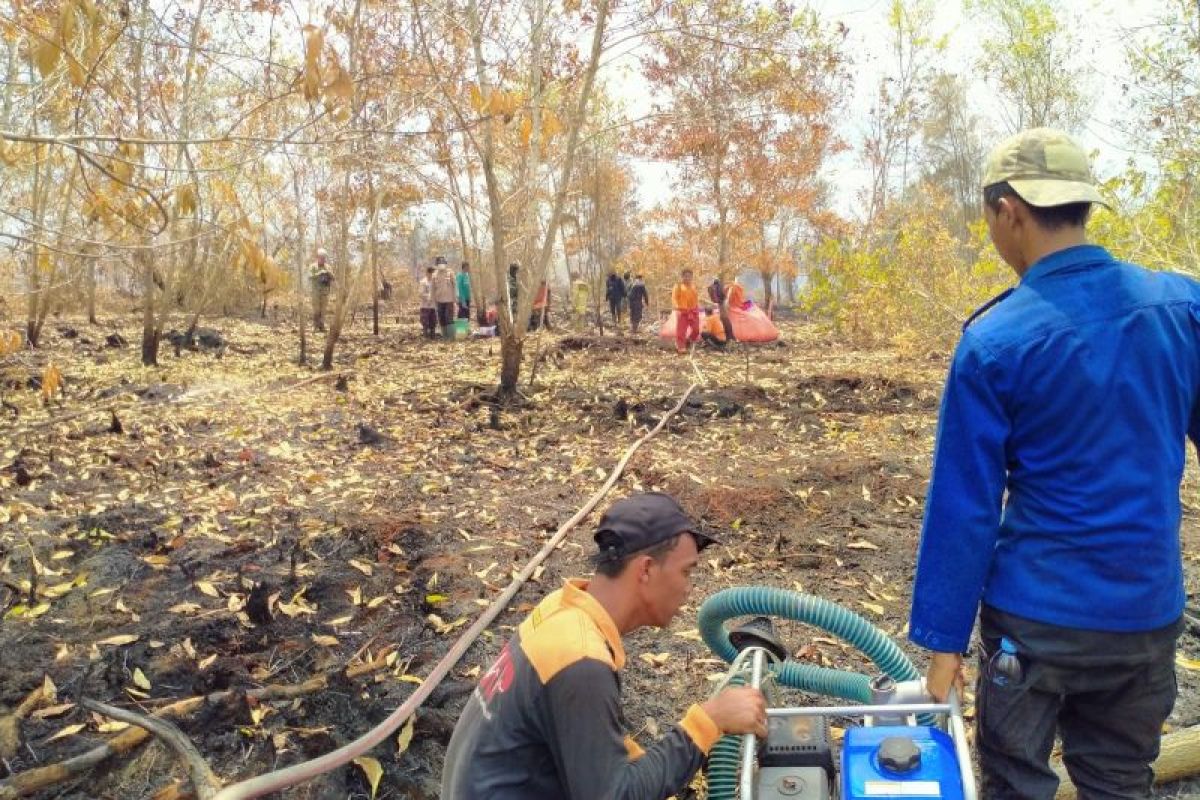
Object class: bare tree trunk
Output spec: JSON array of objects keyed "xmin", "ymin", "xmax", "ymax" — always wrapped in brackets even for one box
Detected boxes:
[
  {"xmin": 369, "ymin": 184, "xmax": 381, "ymax": 336},
  {"xmin": 140, "ymin": 252, "xmax": 159, "ymax": 365},
  {"xmin": 131, "ymin": 0, "xmax": 160, "ymax": 366},
  {"xmin": 499, "ymin": 334, "xmax": 523, "ymax": 391},
  {"xmin": 289, "ymin": 160, "xmax": 308, "ymax": 365},
  {"xmin": 86, "ymin": 241, "xmax": 98, "ymax": 324},
  {"xmin": 320, "ymin": 0, "xmax": 364, "ymax": 368}
]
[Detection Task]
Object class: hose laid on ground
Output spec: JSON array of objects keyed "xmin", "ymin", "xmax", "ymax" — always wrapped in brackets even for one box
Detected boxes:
[
  {"xmin": 698, "ymin": 586, "xmax": 921, "ymax": 800},
  {"xmin": 207, "ymin": 383, "xmax": 698, "ymax": 800}
]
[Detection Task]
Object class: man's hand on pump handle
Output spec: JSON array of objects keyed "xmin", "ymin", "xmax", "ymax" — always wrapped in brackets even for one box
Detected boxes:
[
  {"xmin": 925, "ymin": 651, "xmax": 966, "ymax": 703},
  {"xmin": 702, "ymin": 685, "xmax": 769, "ymax": 739}
]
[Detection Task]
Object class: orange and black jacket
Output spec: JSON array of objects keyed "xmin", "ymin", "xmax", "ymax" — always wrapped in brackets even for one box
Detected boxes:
[{"xmin": 441, "ymin": 579, "xmax": 721, "ymax": 800}]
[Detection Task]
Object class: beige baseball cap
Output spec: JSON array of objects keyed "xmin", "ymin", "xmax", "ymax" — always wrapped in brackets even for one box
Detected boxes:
[{"xmin": 982, "ymin": 128, "xmax": 1110, "ymax": 209}]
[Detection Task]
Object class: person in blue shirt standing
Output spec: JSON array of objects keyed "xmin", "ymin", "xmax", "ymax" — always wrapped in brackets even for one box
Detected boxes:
[{"xmin": 909, "ymin": 128, "xmax": 1193, "ymax": 799}]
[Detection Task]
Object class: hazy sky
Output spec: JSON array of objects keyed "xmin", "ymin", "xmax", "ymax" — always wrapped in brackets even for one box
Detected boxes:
[{"xmin": 615, "ymin": 0, "xmax": 1172, "ymax": 218}]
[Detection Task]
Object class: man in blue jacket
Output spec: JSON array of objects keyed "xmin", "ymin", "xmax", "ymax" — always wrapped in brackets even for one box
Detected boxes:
[{"xmin": 909, "ymin": 128, "xmax": 1193, "ymax": 799}]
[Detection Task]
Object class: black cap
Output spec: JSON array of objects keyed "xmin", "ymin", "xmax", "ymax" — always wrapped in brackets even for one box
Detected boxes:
[
  {"xmin": 878, "ymin": 736, "xmax": 921, "ymax": 774},
  {"xmin": 593, "ymin": 493, "xmax": 717, "ymax": 564},
  {"xmin": 435, "ymin": 256, "xmax": 447, "ymax": 265}
]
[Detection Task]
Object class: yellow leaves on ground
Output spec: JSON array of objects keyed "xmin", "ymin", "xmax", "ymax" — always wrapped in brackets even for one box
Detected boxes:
[
  {"xmin": 639, "ymin": 652, "xmax": 671, "ymax": 668},
  {"xmin": 41, "ymin": 363, "xmax": 63, "ymax": 403},
  {"xmin": 426, "ymin": 613, "xmax": 467, "ymax": 635},
  {"xmin": 348, "ymin": 558, "xmax": 374, "ymax": 576},
  {"xmin": 352, "ymin": 756, "xmax": 384, "ymax": 799},
  {"xmin": 44, "ymin": 723, "xmax": 86, "ymax": 743},
  {"xmin": 4, "ymin": 601, "xmax": 51, "ymax": 620},
  {"xmin": 94, "ymin": 634, "xmax": 139, "ymax": 647},
  {"xmin": 846, "ymin": 539, "xmax": 879, "ymax": 551},
  {"xmin": 858, "ymin": 600, "xmax": 885, "ymax": 616},
  {"xmin": 396, "ymin": 714, "xmax": 415, "ymax": 756},
  {"xmin": 195, "ymin": 580, "xmax": 220, "ymax": 597},
  {"xmin": 1177, "ymin": 654, "xmax": 1200, "ymax": 671},
  {"xmin": 0, "ymin": 330, "xmax": 22, "ymax": 355},
  {"xmin": 276, "ymin": 587, "xmax": 318, "ymax": 617}
]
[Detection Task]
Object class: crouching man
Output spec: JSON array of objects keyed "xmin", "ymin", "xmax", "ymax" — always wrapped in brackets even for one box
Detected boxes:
[{"xmin": 441, "ymin": 492, "xmax": 767, "ymax": 799}]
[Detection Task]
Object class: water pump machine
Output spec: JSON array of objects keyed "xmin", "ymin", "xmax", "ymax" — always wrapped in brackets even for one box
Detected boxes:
[{"xmin": 698, "ymin": 588, "xmax": 977, "ymax": 800}]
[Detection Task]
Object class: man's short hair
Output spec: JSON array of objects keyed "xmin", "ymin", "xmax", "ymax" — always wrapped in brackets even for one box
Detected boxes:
[
  {"xmin": 682, "ymin": 269, "xmax": 693, "ymax": 276},
  {"xmin": 984, "ymin": 181, "xmax": 1092, "ymax": 231},
  {"xmin": 593, "ymin": 533, "xmax": 683, "ymax": 578}
]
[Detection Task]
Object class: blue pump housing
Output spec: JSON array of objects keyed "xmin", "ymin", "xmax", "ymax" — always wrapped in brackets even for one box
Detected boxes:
[{"xmin": 841, "ymin": 725, "xmax": 965, "ymax": 800}]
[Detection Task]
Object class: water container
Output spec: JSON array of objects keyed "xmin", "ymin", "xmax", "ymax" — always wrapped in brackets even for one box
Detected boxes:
[
  {"xmin": 990, "ymin": 637, "xmax": 1023, "ymax": 687},
  {"xmin": 453, "ymin": 318, "xmax": 469, "ymax": 339},
  {"xmin": 841, "ymin": 725, "xmax": 965, "ymax": 800}
]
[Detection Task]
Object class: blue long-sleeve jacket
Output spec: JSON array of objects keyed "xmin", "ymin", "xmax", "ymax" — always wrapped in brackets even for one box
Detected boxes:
[{"xmin": 910, "ymin": 245, "xmax": 1199, "ymax": 653}]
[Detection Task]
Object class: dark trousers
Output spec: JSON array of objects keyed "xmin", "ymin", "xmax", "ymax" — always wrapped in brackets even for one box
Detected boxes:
[
  {"xmin": 720, "ymin": 310, "xmax": 735, "ymax": 341},
  {"xmin": 630, "ymin": 303, "xmax": 643, "ymax": 333},
  {"xmin": 437, "ymin": 302, "xmax": 454, "ymax": 327},
  {"xmin": 457, "ymin": 302, "xmax": 471, "ymax": 319},
  {"xmin": 419, "ymin": 308, "xmax": 437, "ymax": 337},
  {"xmin": 608, "ymin": 298, "xmax": 622, "ymax": 322},
  {"xmin": 976, "ymin": 606, "xmax": 1180, "ymax": 800}
]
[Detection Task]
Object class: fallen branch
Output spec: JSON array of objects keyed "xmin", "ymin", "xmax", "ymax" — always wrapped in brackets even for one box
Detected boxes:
[
  {"xmin": 0, "ymin": 651, "xmax": 393, "ymax": 800},
  {"xmin": 0, "ymin": 685, "xmax": 49, "ymax": 762},
  {"xmin": 1053, "ymin": 725, "xmax": 1200, "ymax": 799},
  {"xmin": 285, "ymin": 371, "xmax": 348, "ymax": 391},
  {"xmin": 79, "ymin": 698, "xmax": 221, "ymax": 800},
  {"xmin": 208, "ymin": 382, "xmax": 701, "ymax": 800},
  {"xmin": 1185, "ymin": 604, "xmax": 1200, "ymax": 636}
]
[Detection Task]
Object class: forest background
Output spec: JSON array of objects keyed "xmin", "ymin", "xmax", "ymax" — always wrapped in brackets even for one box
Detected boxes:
[{"xmin": 1, "ymin": 0, "xmax": 1197, "ymax": 388}]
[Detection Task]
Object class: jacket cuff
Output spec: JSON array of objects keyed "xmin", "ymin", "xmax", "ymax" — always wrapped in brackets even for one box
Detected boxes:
[
  {"xmin": 908, "ymin": 624, "xmax": 969, "ymax": 653},
  {"xmin": 679, "ymin": 704, "xmax": 721, "ymax": 754}
]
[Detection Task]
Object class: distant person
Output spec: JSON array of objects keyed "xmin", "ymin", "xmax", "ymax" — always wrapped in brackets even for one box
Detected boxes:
[
  {"xmin": 627, "ymin": 274, "xmax": 650, "ymax": 334},
  {"xmin": 701, "ymin": 307, "xmax": 726, "ymax": 349},
  {"xmin": 726, "ymin": 278, "xmax": 746, "ymax": 311},
  {"xmin": 708, "ymin": 276, "xmax": 734, "ymax": 341},
  {"xmin": 457, "ymin": 262, "xmax": 473, "ymax": 320},
  {"xmin": 310, "ymin": 247, "xmax": 334, "ymax": 332},
  {"xmin": 433, "ymin": 256, "xmax": 457, "ymax": 339},
  {"xmin": 419, "ymin": 266, "xmax": 437, "ymax": 339},
  {"xmin": 605, "ymin": 271, "xmax": 626, "ymax": 324},
  {"xmin": 530, "ymin": 281, "xmax": 552, "ymax": 331},
  {"xmin": 571, "ymin": 272, "xmax": 591, "ymax": 326},
  {"xmin": 671, "ymin": 268, "xmax": 700, "ymax": 355}
]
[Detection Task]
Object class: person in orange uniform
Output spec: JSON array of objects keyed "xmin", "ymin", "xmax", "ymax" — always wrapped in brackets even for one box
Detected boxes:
[
  {"xmin": 701, "ymin": 307, "xmax": 727, "ymax": 349},
  {"xmin": 441, "ymin": 493, "xmax": 767, "ymax": 800},
  {"xmin": 671, "ymin": 269, "xmax": 701, "ymax": 354},
  {"xmin": 725, "ymin": 278, "xmax": 746, "ymax": 311}
]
